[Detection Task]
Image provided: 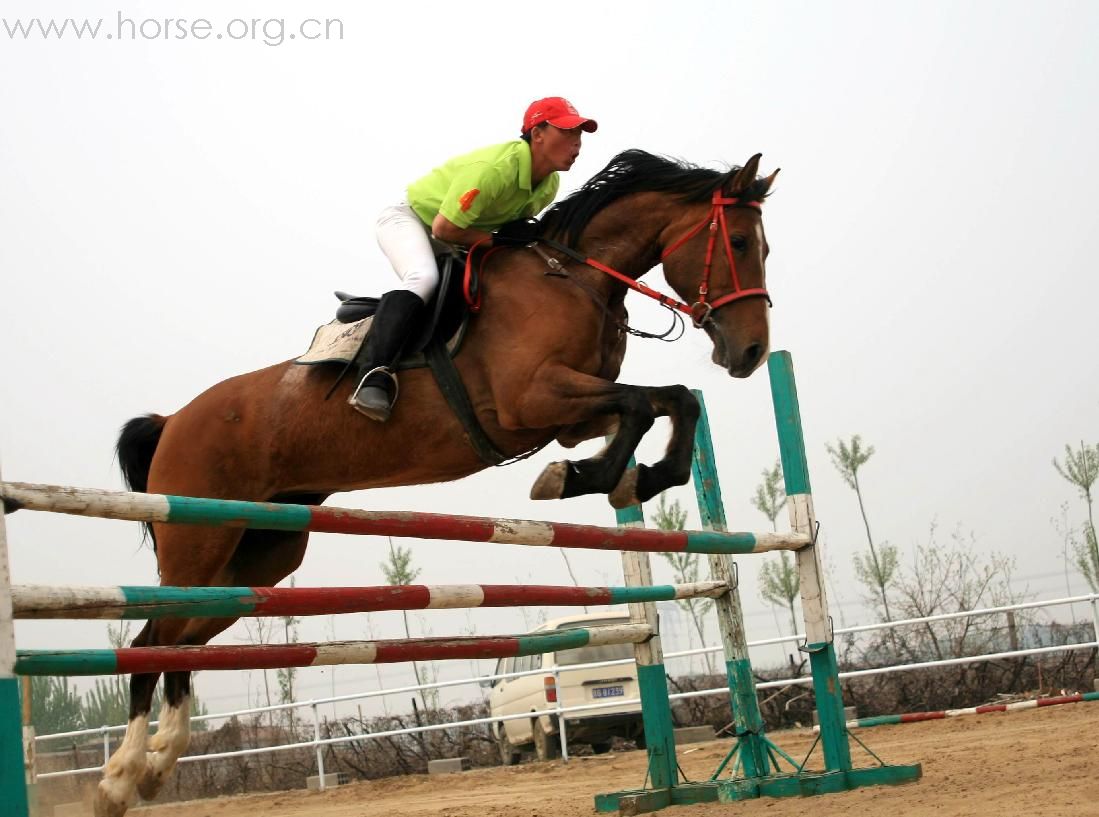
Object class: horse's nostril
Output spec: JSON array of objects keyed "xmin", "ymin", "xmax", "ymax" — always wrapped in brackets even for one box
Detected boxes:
[{"xmin": 742, "ymin": 343, "xmax": 764, "ymax": 371}]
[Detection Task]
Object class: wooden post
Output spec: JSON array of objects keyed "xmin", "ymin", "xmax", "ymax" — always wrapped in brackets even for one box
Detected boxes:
[
  {"xmin": 0, "ymin": 462, "xmax": 31, "ymax": 817},
  {"xmin": 1006, "ymin": 611, "xmax": 1019, "ymax": 652}
]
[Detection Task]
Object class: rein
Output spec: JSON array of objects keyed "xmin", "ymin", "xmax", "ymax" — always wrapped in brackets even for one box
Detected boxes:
[
  {"xmin": 531, "ymin": 243, "xmax": 686, "ymax": 342},
  {"xmin": 462, "ymin": 191, "xmax": 769, "ymax": 329}
]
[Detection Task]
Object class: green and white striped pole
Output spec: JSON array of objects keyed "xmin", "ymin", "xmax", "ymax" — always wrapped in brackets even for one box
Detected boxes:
[
  {"xmin": 690, "ymin": 390, "xmax": 772, "ymax": 778},
  {"xmin": 768, "ymin": 351, "xmax": 852, "ymax": 771},
  {"xmin": 0, "ymin": 463, "xmax": 31, "ymax": 817}
]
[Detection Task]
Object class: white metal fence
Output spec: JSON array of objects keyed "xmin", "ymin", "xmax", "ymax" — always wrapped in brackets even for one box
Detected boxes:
[{"xmin": 33, "ymin": 591, "xmax": 1099, "ymax": 786}]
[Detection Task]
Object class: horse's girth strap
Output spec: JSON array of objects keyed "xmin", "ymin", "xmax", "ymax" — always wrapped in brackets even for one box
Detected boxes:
[{"xmin": 423, "ymin": 338, "xmax": 508, "ymax": 466}]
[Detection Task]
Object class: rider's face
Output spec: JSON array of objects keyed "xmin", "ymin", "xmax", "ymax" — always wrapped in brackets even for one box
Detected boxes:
[{"xmin": 533, "ymin": 124, "xmax": 584, "ymax": 172}]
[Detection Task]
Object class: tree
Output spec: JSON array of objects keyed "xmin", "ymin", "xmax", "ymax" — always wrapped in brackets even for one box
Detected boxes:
[
  {"xmin": 751, "ymin": 459, "xmax": 787, "ymax": 528},
  {"xmin": 752, "ymin": 461, "xmax": 798, "ymax": 637},
  {"xmin": 82, "ymin": 622, "xmax": 161, "ymax": 728},
  {"xmin": 557, "ymin": 546, "xmax": 587, "ymax": 611},
  {"xmin": 652, "ymin": 494, "xmax": 714, "ymax": 674},
  {"xmin": 874, "ymin": 523, "xmax": 1026, "ymax": 662},
  {"xmin": 241, "ymin": 615, "xmax": 278, "ymax": 713},
  {"xmin": 364, "ymin": 613, "xmax": 391, "ymax": 715},
  {"xmin": 1051, "ymin": 503, "xmax": 1080, "ymax": 618},
  {"xmin": 651, "ymin": 493, "xmax": 688, "ymax": 532},
  {"xmin": 827, "ymin": 435, "xmax": 897, "ymax": 622},
  {"xmin": 30, "ymin": 676, "xmax": 83, "ymax": 737},
  {"xmin": 1053, "ymin": 442, "xmax": 1099, "ymax": 591},
  {"xmin": 410, "ymin": 614, "xmax": 441, "ymax": 709},
  {"xmin": 82, "ymin": 676, "xmax": 144, "ymax": 731},
  {"xmin": 759, "ymin": 559, "xmax": 799, "ymax": 637},
  {"xmin": 380, "ymin": 537, "xmax": 431, "ymax": 709},
  {"xmin": 277, "ymin": 576, "xmax": 301, "ymax": 724},
  {"xmin": 1079, "ymin": 525, "xmax": 1099, "ymax": 593}
]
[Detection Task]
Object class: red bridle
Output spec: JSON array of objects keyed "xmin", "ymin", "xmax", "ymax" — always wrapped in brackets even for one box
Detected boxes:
[
  {"xmin": 463, "ymin": 190, "xmax": 769, "ymax": 328},
  {"xmin": 551, "ymin": 190, "xmax": 769, "ymax": 328},
  {"xmin": 660, "ymin": 190, "xmax": 770, "ymax": 327}
]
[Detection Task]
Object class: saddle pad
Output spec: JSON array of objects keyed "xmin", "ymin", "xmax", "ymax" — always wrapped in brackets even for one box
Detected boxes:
[
  {"xmin": 294, "ymin": 316, "xmax": 467, "ymax": 369},
  {"xmin": 295, "ymin": 317, "xmax": 373, "ymax": 365}
]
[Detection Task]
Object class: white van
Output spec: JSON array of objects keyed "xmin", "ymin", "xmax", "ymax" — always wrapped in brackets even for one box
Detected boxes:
[{"xmin": 488, "ymin": 611, "xmax": 645, "ymax": 763}]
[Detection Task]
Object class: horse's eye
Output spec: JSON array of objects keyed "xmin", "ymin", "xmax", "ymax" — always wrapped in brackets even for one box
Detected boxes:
[{"xmin": 731, "ymin": 236, "xmax": 748, "ymax": 252}]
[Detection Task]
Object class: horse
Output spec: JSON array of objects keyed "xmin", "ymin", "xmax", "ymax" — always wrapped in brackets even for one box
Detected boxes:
[{"xmin": 94, "ymin": 149, "xmax": 778, "ymax": 816}]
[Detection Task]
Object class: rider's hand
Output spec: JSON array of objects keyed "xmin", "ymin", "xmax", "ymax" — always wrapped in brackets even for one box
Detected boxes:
[{"xmin": 492, "ymin": 218, "xmax": 541, "ymax": 247}]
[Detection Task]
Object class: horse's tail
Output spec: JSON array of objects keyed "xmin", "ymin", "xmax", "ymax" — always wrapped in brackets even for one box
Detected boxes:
[{"xmin": 117, "ymin": 414, "xmax": 167, "ymax": 548}]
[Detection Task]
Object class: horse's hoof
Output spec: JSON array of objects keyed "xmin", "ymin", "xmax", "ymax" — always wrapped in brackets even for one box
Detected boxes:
[
  {"xmin": 136, "ymin": 766, "xmax": 166, "ymax": 801},
  {"xmin": 94, "ymin": 784, "xmax": 133, "ymax": 817},
  {"xmin": 530, "ymin": 462, "xmax": 567, "ymax": 500},
  {"xmin": 608, "ymin": 468, "xmax": 640, "ymax": 509}
]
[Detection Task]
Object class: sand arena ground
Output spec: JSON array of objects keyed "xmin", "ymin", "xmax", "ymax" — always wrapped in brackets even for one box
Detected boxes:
[{"xmin": 117, "ymin": 702, "xmax": 1099, "ymax": 817}]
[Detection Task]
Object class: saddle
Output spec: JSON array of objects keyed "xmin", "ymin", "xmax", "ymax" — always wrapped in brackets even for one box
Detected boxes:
[
  {"xmin": 296, "ymin": 247, "xmax": 471, "ymax": 370},
  {"xmin": 295, "ymin": 247, "xmax": 508, "ymax": 465}
]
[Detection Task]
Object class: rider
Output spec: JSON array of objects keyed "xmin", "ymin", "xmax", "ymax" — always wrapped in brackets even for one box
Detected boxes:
[{"xmin": 350, "ymin": 96, "xmax": 598, "ymax": 421}]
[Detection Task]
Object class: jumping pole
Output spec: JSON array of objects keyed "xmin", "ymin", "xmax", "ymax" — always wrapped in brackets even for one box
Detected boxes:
[{"xmin": 0, "ymin": 482, "xmax": 808, "ymax": 555}]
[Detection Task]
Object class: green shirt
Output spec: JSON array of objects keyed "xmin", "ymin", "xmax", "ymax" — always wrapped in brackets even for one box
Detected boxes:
[{"xmin": 406, "ymin": 140, "xmax": 560, "ymax": 230}]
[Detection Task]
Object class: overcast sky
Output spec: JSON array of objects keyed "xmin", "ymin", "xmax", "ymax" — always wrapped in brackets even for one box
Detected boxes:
[{"xmin": 2, "ymin": 1, "xmax": 1098, "ymax": 719}]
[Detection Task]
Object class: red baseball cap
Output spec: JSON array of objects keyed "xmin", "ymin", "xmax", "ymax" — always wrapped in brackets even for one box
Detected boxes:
[{"xmin": 522, "ymin": 97, "xmax": 598, "ymax": 134}]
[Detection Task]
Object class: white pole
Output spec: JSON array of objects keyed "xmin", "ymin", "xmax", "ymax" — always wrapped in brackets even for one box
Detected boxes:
[
  {"xmin": 553, "ymin": 667, "xmax": 568, "ymax": 762},
  {"xmin": 1090, "ymin": 599, "xmax": 1099, "ymax": 688},
  {"xmin": 312, "ymin": 702, "xmax": 325, "ymax": 790}
]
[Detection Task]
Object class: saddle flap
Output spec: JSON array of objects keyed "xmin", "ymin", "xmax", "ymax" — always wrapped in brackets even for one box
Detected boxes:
[{"xmin": 296, "ymin": 251, "xmax": 473, "ymax": 368}]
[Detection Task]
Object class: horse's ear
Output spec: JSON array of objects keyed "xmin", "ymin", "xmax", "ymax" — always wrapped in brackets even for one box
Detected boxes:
[
  {"xmin": 727, "ymin": 153, "xmax": 763, "ymax": 196},
  {"xmin": 759, "ymin": 167, "xmax": 780, "ymax": 195}
]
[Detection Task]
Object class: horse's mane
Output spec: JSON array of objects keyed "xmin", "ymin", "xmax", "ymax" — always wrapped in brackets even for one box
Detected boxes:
[{"xmin": 538, "ymin": 149, "xmax": 772, "ymax": 246}]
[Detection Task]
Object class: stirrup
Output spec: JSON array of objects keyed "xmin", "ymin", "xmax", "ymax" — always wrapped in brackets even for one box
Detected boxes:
[{"xmin": 348, "ymin": 367, "xmax": 399, "ymax": 411}]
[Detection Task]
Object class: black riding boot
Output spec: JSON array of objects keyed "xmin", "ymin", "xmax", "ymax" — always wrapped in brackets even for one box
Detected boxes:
[{"xmin": 348, "ymin": 289, "xmax": 425, "ymax": 421}]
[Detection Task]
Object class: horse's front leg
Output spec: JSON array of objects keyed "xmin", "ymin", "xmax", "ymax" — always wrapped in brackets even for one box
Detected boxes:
[
  {"xmin": 529, "ymin": 385, "xmax": 652, "ymax": 500},
  {"xmin": 506, "ymin": 367, "xmax": 693, "ymax": 503},
  {"xmin": 607, "ymin": 384, "xmax": 700, "ymax": 508}
]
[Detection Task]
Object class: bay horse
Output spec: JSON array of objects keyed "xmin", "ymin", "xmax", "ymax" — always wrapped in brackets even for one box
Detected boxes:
[{"xmin": 95, "ymin": 150, "xmax": 778, "ymax": 816}]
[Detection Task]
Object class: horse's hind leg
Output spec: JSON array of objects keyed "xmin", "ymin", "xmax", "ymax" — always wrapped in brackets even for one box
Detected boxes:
[
  {"xmin": 95, "ymin": 622, "xmax": 160, "ymax": 817},
  {"xmin": 135, "ymin": 525, "xmax": 312, "ymax": 803},
  {"xmin": 95, "ymin": 522, "xmax": 244, "ymax": 817},
  {"xmin": 96, "ymin": 615, "xmax": 201, "ymax": 817},
  {"xmin": 135, "ymin": 659, "xmax": 192, "ymax": 802}
]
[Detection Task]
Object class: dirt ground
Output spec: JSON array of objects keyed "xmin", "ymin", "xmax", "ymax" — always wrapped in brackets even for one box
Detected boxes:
[{"xmin": 119, "ymin": 703, "xmax": 1099, "ymax": 817}]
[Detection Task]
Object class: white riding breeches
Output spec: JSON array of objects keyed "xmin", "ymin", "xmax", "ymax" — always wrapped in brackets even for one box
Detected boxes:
[{"xmin": 376, "ymin": 201, "xmax": 438, "ymax": 304}]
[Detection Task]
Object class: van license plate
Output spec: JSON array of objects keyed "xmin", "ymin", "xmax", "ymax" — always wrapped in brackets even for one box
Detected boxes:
[{"xmin": 592, "ymin": 685, "xmax": 625, "ymax": 699}]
